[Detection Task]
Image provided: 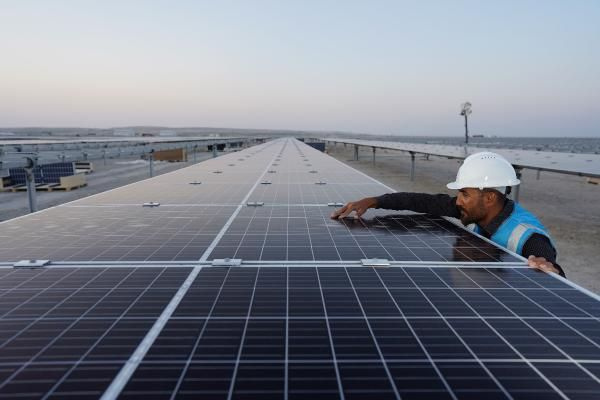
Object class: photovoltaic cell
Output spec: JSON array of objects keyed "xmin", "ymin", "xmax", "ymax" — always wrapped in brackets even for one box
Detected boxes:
[
  {"xmin": 117, "ymin": 266, "xmax": 600, "ymax": 399},
  {"xmin": 0, "ymin": 138, "xmax": 598, "ymax": 399},
  {"xmin": 0, "ymin": 205, "xmax": 237, "ymax": 262},
  {"xmin": 0, "ymin": 266, "xmax": 191, "ymax": 398},
  {"xmin": 209, "ymin": 206, "xmax": 522, "ymax": 262},
  {"xmin": 247, "ymin": 183, "xmax": 388, "ymax": 204},
  {"xmin": 40, "ymin": 162, "xmax": 76, "ymax": 184}
]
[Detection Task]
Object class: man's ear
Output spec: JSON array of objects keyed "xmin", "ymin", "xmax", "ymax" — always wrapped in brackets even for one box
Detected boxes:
[{"xmin": 483, "ymin": 190, "xmax": 497, "ymax": 205}]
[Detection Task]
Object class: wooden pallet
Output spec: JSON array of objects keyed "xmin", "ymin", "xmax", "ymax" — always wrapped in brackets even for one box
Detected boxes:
[
  {"xmin": 0, "ymin": 176, "xmax": 15, "ymax": 192},
  {"xmin": 4, "ymin": 174, "xmax": 87, "ymax": 192},
  {"xmin": 35, "ymin": 184, "xmax": 60, "ymax": 191},
  {"xmin": 587, "ymin": 177, "xmax": 599, "ymax": 185},
  {"xmin": 51, "ymin": 183, "xmax": 87, "ymax": 191}
]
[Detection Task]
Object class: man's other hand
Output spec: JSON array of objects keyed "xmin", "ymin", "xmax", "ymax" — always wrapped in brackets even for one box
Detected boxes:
[
  {"xmin": 528, "ymin": 255, "xmax": 560, "ymax": 274},
  {"xmin": 330, "ymin": 197, "xmax": 377, "ymax": 219}
]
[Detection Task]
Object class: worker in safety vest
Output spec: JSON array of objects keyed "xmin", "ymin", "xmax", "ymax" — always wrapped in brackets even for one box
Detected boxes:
[{"xmin": 331, "ymin": 151, "xmax": 563, "ymax": 276}]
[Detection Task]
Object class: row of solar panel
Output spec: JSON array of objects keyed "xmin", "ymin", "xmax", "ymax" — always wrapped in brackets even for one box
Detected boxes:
[
  {"xmin": 0, "ymin": 139, "xmax": 599, "ymax": 400},
  {"xmin": 0, "ymin": 140, "xmax": 521, "ymax": 264},
  {"xmin": 0, "ymin": 266, "xmax": 598, "ymax": 399},
  {"xmin": 0, "ymin": 206, "xmax": 521, "ymax": 263}
]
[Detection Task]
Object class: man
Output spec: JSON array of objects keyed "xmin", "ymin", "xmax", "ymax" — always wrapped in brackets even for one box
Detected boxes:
[{"xmin": 331, "ymin": 152, "xmax": 564, "ymax": 276}]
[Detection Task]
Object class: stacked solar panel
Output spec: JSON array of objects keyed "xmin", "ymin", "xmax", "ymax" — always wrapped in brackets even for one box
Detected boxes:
[
  {"xmin": 8, "ymin": 166, "xmax": 43, "ymax": 186},
  {"xmin": 40, "ymin": 162, "xmax": 76, "ymax": 184}
]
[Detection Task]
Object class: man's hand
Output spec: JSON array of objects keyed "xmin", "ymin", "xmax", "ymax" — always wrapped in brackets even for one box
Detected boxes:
[
  {"xmin": 330, "ymin": 197, "xmax": 378, "ymax": 219},
  {"xmin": 528, "ymin": 255, "xmax": 560, "ymax": 274}
]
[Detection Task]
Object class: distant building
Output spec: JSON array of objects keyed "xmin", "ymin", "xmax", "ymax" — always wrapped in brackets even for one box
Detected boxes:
[
  {"xmin": 113, "ymin": 128, "xmax": 135, "ymax": 137},
  {"xmin": 159, "ymin": 130, "xmax": 177, "ymax": 137}
]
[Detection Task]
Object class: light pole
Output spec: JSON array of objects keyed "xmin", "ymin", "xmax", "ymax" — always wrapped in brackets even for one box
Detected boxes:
[{"xmin": 460, "ymin": 102, "xmax": 472, "ymax": 145}]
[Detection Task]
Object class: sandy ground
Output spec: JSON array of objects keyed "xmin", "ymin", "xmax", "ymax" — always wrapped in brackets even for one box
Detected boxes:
[
  {"xmin": 327, "ymin": 143, "xmax": 600, "ymax": 294},
  {"xmin": 0, "ymin": 152, "xmax": 213, "ymax": 222}
]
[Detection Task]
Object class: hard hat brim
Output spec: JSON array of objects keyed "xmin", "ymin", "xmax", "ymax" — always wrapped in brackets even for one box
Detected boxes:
[{"xmin": 446, "ymin": 179, "xmax": 521, "ymax": 190}]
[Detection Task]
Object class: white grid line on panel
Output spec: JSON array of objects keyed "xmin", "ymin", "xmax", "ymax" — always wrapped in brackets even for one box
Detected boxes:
[{"xmin": 101, "ymin": 139, "xmax": 285, "ymax": 400}]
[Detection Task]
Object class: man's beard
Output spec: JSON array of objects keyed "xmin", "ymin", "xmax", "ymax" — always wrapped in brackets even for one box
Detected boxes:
[
  {"xmin": 459, "ymin": 203, "xmax": 485, "ymax": 226},
  {"xmin": 459, "ymin": 209, "xmax": 476, "ymax": 225}
]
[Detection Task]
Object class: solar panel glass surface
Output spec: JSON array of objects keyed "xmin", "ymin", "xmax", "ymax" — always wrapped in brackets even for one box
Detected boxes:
[
  {"xmin": 0, "ymin": 138, "xmax": 598, "ymax": 399},
  {"xmin": 116, "ymin": 266, "xmax": 600, "ymax": 400},
  {"xmin": 0, "ymin": 267, "xmax": 190, "ymax": 398}
]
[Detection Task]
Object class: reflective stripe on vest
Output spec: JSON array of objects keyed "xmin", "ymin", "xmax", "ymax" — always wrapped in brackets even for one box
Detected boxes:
[
  {"xmin": 474, "ymin": 203, "xmax": 555, "ymax": 256},
  {"xmin": 505, "ymin": 222, "xmax": 549, "ymax": 254}
]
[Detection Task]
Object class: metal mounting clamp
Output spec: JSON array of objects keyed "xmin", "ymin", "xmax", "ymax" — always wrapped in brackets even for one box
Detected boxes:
[
  {"xmin": 14, "ymin": 259, "xmax": 51, "ymax": 268},
  {"xmin": 212, "ymin": 258, "xmax": 242, "ymax": 266},
  {"xmin": 360, "ymin": 258, "xmax": 390, "ymax": 267}
]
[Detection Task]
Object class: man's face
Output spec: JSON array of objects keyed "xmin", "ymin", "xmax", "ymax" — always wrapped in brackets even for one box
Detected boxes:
[{"xmin": 456, "ymin": 188, "xmax": 488, "ymax": 225}]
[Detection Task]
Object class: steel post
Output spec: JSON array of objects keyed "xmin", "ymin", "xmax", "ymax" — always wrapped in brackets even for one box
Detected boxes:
[
  {"xmin": 514, "ymin": 168, "xmax": 522, "ymax": 202},
  {"xmin": 354, "ymin": 145, "xmax": 359, "ymax": 161},
  {"xmin": 25, "ymin": 168, "xmax": 37, "ymax": 213},
  {"xmin": 410, "ymin": 152, "xmax": 416, "ymax": 181}
]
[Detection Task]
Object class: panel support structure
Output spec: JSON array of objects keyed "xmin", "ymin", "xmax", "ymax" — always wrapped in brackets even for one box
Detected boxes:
[
  {"xmin": 372, "ymin": 147, "xmax": 376, "ymax": 165},
  {"xmin": 148, "ymin": 153, "xmax": 154, "ymax": 177},
  {"xmin": 25, "ymin": 167, "xmax": 37, "ymax": 213},
  {"xmin": 354, "ymin": 144, "xmax": 359, "ymax": 161},
  {"xmin": 513, "ymin": 167, "xmax": 522, "ymax": 202},
  {"xmin": 410, "ymin": 151, "xmax": 416, "ymax": 182}
]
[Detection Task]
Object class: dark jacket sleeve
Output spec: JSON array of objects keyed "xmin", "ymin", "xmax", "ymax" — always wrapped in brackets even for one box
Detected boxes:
[
  {"xmin": 375, "ymin": 192, "xmax": 461, "ymax": 219},
  {"xmin": 522, "ymin": 233, "xmax": 565, "ymax": 277}
]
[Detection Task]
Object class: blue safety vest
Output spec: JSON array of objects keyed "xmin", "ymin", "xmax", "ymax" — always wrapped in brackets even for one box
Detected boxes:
[{"xmin": 473, "ymin": 203, "xmax": 555, "ymax": 256}]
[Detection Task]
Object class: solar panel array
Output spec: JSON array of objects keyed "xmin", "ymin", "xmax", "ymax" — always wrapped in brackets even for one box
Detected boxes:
[
  {"xmin": 0, "ymin": 138, "xmax": 598, "ymax": 399},
  {"xmin": 323, "ymin": 138, "xmax": 600, "ymax": 178}
]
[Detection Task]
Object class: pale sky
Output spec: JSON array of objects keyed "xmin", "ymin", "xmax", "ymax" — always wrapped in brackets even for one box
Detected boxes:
[{"xmin": 1, "ymin": 0, "xmax": 599, "ymax": 136}]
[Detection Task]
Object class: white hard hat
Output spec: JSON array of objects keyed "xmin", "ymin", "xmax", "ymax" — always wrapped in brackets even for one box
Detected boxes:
[{"xmin": 447, "ymin": 152, "xmax": 520, "ymax": 190}]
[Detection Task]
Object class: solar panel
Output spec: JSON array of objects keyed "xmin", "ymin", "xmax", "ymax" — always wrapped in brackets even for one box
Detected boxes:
[
  {"xmin": 0, "ymin": 205, "xmax": 237, "ymax": 262},
  {"xmin": 8, "ymin": 162, "xmax": 74, "ymax": 186},
  {"xmin": 73, "ymin": 183, "xmax": 254, "ymax": 206},
  {"xmin": 209, "ymin": 207, "xmax": 521, "ymax": 263},
  {"xmin": 114, "ymin": 266, "xmax": 600, "ymax": 399},
  {"xmin": 8, "ymin": 166, "xmax": 43, "ymax": 186},
  {"xmin": 40, "ymin": 162, "xmax": 76, "ymax": 184},
  {"xmin": 0, "ymin": 267, "xmax": 190, "ymax": 398},
  {"xmin": 323, "ymin": 138, "xmax": 600, "ymax": 178},
  {"xmin": 0, "ymin": 138, "xmax": 598, "ymax": 399}
]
